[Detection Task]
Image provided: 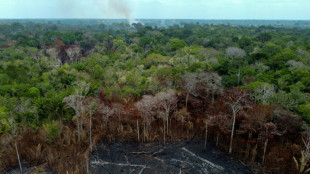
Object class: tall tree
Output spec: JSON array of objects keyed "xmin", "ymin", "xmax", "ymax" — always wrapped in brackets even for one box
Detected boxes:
[
  {"xmin": 182, "ymin": 73, "xmax": 199, "ymax": 109},
  {"xmin": 224, "ymin": 87, "xmax": 254, "ymax": 154},
  {"xmin": 99, "ymin": 105, "xmax": 114, "ymax": 130},
  {"xmin": 155, "ymin": 89, "xmax": 177, "ymax": 144},
  {"xmin": 112, "ymin": 103, "xmax": 125, "ymax": 134},
  {"xmin": 259, "ymin": 122, "xmax": 284, "ymax": 164},
  {"xmin": 63, "ymin": 94, "xmax": 83, "ymax": 141},
  {"xmin": 200, "ymin": 72, "xmax": 222, "ymax": 105},
  {"xmin": 226, "ymin": 47, "xmax": 246, "ymax": 60},
  {"xmin": 63, "ymin": 81, "xmax": 90, "ymax": 142},
  {"xmin": 136, "ymin": 95, "xmax": 156, "ymax": 142},
  {"xmin": 204, "ymin": 114, "xmax": 216, "ymax": 149},
  {"xmin": 253, "ymin": 83, "xmax": 275, "ymax": 104}
]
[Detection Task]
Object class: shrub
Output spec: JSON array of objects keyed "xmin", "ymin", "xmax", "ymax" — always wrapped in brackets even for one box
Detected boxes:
[{"xmin": 43, "ymin": 122, "xmax": 61, "ymax": 143}]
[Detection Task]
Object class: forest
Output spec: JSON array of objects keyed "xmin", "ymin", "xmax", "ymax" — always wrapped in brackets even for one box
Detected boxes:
[{"xmin": 0, "ymin": 20, "xmax": 310, "ymax": 173}]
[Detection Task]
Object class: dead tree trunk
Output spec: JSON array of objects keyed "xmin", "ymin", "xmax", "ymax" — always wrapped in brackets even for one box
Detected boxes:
[
  {"xmin": 185, "ymin": 93, "xmax": 189, "ymax": 109},
  {"xmin": 211, "ymin": 92, "xmax": 215, "ymax": 106},
  {"xmin": 166, "ymin": 112, "xmax": 169, "ymax": 136},
  {"xmin": 237, "ymin": 68, "xmax": 241, "ymax": 85},
  {"xmin": 205, "ymin": 122, "xmax": 208, "ymax": 150},
  {"xmin": 262, "ymin": 138, "xmax": 269, "ymax": 164},
  {"xmin": 143, "ymin": 123, "xmax": 146, "ymax": 142},
  {"xmin": 137, "ymin": 120, "xmax": 140, "ymax": 142},
  {"xmin": 229, "ymin": 108, "xmax": 236, "ymax": 154},
  {"xmin": 216, "ymin": 131, "xmax": 219, "ymax": 146},
  {"xmin": 15, "ymin": 142, "xmax": 22, "ymax": 174},
  {"xmin": 163, "ymin": 118, "xmax": 166, "ymax": 144},
  {"xmin": 77, "ymin": 111, "xmax": 80, "ymax": 142},
  {"xmin": 89, "ymin": 110, "xmax": 92, "ymax": 152},
  {"xmin": 245, "ymin": 132, "xmax": 252, "ymax": 160}
]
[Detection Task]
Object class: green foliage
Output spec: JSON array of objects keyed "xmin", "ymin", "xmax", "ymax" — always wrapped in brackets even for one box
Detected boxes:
[
  {"xmin": 298, "ymin": 104, "xmax": 310, "ymax": 123},
  {"xmin": 262, "ymin": 42, "xmax": 282, "ymax": 57},
  {"xmin": 238, "ymin": 36, "xmax": 252, "ymax": 49},
  {"xmin": 269, "ymin": 87, "xmax": 309, "ymax": 112},
  {"xmin": 27, "ymin": 87, "xmax": 40, "ymax": 98},
  {"xmin": 241, "ymin": 81, "xmax": 266, "ymax": 89},
  {"xmin": 269, "ymin": 49, "xmax": 298, "ymax": 69},
  {"xmin": 256, "ymin": 32, "xmax": 272, "ymax": 43},
  {"xmin": 43, "ymin": 122, "xmax": 61, "ymax": 143},
  {"xmin": 222, "ymin": 75, "xmax": 238, "ymax": 88},
  {"xmin": 306, "ymin": 43, "xmax": 310, "ymax": 51},
  {"xmin": 0, "ymin": 106, "xmax": 11, "ymax": 135},
  {"xmin": 0, "ymin": 21, "xmax": 310, "ymax": 134},
  {"xmin": 169, "ymin": 38, "xmax": 186, "ymax": 51}
]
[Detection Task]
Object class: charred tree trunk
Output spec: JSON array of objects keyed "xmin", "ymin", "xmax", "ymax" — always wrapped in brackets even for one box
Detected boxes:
[
  {"xmin": 137, "ymin": 120, "xmax": 140, "ymax": 142},
  {"xmin": 163, "ymin": 118, "xmax": 166, "ymax": 144},
  {"xmin": 211, "ymin": 92, "xmax": 215, "ymax": 105},
  {"xmin": 216, "ymin": 131, "xmax": 219, "ymax": 146},
  {"xmin": 205, "ymin": 122, "xmax": 208, "ymax": 150},
  {"xmin": 245, "ymin": 132, "xmax": 252, "ymax": 160},
  {"xmin": 143, "ymin": 123, "xmax": 146, "ymax": 142},
  {"xmin": 186, "ymin": 93, "xmax": 189, "ymax": 109}
]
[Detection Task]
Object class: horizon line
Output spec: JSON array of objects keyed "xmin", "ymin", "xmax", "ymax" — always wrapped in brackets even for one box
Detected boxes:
[{"xmin": 0, "ymin": 18, "xmax": 310, "ymax": 21}]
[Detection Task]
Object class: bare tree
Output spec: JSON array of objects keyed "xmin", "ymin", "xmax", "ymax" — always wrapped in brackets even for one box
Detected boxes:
[
  {"xmin": 173, "ymin": 107, "xmax": 191, "ymax": 138},
  {"xmin": 15, "ymin": 141, "xmax": 22, "ymax": 174},
  {"xmin": 253, "ymin": 83, "xmax": 275, "ymax": 104},
  {"xmin": 63, "ymin": 81, "xmax": 90, "ymax": 142},
  {"xmin": 287, "ymin": 60, "xmax": 308, "ymax": 71},
  {"xmin": 259, "ymin": 122, "xmax": 284, "ymax": 164},
  {"xmin": 225, "ymin": 47, "xmax": 246, "ymax": 85},
  {"xmin": 226, "ymin": 47, "xmax": 246, "ymax": 60},
  {"xmin": 112, "ymin": 103, "xmax": 125, "ymax": 134},
  {"xmin": 294, "ymin": 128, "xmax": 310, "ymax": 173},
  {"xmin": 204, "ymin": 115, "xmax": 216, "ymax": 149},
  {"xmin": 224, "ymin": 87, "xmax": 254, "ymax": 154},
  {"xmin": 200, "ymin": 72, "xmax": 222, "ymax": 105},
  {"xmin": 155, "ymin": 89, "xmax": 177, "ymax": 144},
  {"xmin": 99, "ymin": 105, "xmax": 114, "ymax": 130},
  {"xmin": 182, "ymin": 73, "xmax": 199, "ymax": 109},
  {"xmin": 136, "ymin": 95, "xmax": 157, "ymax": 142},
  {"xmin": 214, "ymin": 113, "xmax": 229, "ymax": 146},
  {"xmin": 63, "ymin": 94, "xmax": 84, "ymax": 141}
]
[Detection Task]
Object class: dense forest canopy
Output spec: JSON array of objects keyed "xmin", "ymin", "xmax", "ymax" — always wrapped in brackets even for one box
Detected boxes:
[{"xmin": 0, "ymin": 20, "xmax": 310, "ymax": 173}]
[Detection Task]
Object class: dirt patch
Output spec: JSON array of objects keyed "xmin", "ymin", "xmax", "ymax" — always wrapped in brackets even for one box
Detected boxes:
[{"xmin": 90, "ymin": 141, "xmax": 253, "ymax": 174}]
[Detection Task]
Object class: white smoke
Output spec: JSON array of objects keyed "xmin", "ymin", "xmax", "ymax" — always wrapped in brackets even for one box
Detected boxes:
[
  {"xmin": 57, "ymin": 0, "xmax": 136, "ymax": 24},
  {"xmin": 94, "ymin": 0, "xmax": 136, "ymax": 24}
]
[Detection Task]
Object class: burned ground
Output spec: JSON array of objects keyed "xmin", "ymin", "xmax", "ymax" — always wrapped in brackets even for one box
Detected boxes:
[{"xmin": 90, "ymin": 141, "xmax": 253, "ymax": 174}]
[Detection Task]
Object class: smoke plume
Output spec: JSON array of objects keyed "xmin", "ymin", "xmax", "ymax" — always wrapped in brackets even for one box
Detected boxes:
[
  {"xmin": 58, "ymin": 0, "xmax": 135, "ymax": 24},
  {"xmin": 108, "ymin": 0, "xmax": 134, "ymax": 23},
  {"xmin": 95, "ymin": 0, "xmax": 135, "ymax": 24}
]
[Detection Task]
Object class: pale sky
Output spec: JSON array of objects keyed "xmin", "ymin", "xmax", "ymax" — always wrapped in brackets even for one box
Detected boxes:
[{"xmin": 0, "ymin": 0, "xmax": 309, "ymax": 20}]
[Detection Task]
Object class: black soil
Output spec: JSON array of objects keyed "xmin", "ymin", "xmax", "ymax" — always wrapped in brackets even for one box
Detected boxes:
[{"xmin": 90, "ymin": 141, "xmax": 253, "ymax": 174}]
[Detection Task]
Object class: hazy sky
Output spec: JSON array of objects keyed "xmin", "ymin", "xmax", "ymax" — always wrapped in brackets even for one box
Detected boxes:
[{"xmin": 0, "ymin": 0, "xmax": 309, "ymax": 20}]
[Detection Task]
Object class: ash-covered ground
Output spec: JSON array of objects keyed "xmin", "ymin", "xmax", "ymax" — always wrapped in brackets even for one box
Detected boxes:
[{"xmin": 90, "ymin": 141, "xmax": 253, "ymax": 174}]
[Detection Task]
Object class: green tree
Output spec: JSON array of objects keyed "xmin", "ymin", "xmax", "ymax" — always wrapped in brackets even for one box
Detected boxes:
[{"xmin": 27, "ymin": 87, "xmax": 40, "ymax": 98}]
